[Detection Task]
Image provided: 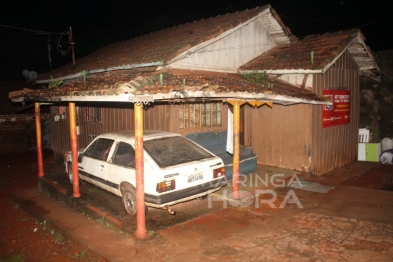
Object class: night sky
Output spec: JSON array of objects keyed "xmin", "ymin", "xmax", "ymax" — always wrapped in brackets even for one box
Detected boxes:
[{"xmin": 0, "ymin": 0, "xmax": 392, "ymax": 81}]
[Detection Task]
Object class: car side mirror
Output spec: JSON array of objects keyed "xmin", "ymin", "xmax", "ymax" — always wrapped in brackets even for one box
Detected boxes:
[{"xmin": 78, "ymin": 154, "xmax": 83, "ymax": 163}]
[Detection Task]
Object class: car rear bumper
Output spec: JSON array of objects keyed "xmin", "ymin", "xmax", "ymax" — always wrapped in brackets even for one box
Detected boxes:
[{"xmin": 145, "ymin": 177, "xmax": 228, "ymax": 207}]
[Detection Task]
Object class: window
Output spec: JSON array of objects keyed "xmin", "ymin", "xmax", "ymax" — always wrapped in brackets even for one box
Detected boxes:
[
  {"xmin": 179, "ymin": 102, "xmax": 222, "ymax": 129},
  {"xmin": 112, "ymin": 142, "xmax": 135, "ymax": 168},
  {"xmin": 84, "ymin": 138, "xmax": 114, "ymax": 161},
  {"xmin": 86, "ymin": 107, "xmax": 101, "ymax": 122},
  {"xmin": 144, "ymin": 136, "xmax": 212, "ymax": 168}
]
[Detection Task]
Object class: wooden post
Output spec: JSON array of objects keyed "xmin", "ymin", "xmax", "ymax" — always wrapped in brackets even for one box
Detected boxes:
[
  {"xmin": 69, "ymin": 102, "xmax": 80, "ymax": 197},
  {"xmin": 34, "ymin": 102, "xmax": 44, "ymax": 178},
  {"xmin": 134, "ymin": 103, "xmax": 147, "ymax": 239},
  {"xmin": 227, "ymin": 100, "xmax": 245, "ymax": 199}
]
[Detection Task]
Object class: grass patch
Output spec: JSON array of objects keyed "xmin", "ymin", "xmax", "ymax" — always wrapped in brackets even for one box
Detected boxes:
[
  {"xmin": 0, "ymin": 253, "xmax": 25, "ymax": 262},
  {"xmin": 73, "ymin": 250, "xmax": 87, "ymax": 259},
  {"xmin": 96, "ymin": 218, "xmax": 112, "ymax": 229},
  {"xmin": 50, "ymin": 229, "xmax": 64, "ymax": 243},
  {"xmin": 87, "ymin": 187, "xmax": 101, "ymax": 193},
  {"xmin": 260, "ymin": 239, "xmax": 269, "ymax": 246},
  {"xmin": 80, "ymin": 210, "xmax": 92, "ymax": 219}
]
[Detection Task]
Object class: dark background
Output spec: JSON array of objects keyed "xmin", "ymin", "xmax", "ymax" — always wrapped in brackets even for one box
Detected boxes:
[{"xmin": 1, "ymin": 0, "xmax": 392, "ymax": 81}]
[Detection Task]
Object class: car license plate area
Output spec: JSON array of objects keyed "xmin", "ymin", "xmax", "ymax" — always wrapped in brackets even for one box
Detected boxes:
[{"xmin": 187, "ymin": 172, "xmax": 203, "ymax": 183}]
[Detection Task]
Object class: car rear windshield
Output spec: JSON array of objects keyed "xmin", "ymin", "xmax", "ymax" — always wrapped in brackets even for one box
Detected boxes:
[{"xmin": 144, "ymin": 136, "xmax": 214, "ymax": 168}]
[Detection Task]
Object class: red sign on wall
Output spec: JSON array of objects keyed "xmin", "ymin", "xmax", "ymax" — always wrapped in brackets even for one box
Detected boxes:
[{"xmin": 322, "ymin": 89, "xmax": 350, "ymax": 128}]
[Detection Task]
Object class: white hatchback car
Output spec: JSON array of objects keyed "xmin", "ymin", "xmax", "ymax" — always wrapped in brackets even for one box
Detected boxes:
[{"xmin": 64, "ymin": 130, "xmax": 227, "ymax": 215}]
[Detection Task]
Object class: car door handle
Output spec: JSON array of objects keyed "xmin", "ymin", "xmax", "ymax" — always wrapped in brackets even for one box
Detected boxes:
[{"xmin": 100, "ymin": 165, "xmax": 104, "ymax": 168}]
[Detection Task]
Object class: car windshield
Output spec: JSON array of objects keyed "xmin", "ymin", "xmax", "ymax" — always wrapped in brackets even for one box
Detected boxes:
[{"xmin": 144, "ymin": 136, "xmax": 213, "ymax": 168}]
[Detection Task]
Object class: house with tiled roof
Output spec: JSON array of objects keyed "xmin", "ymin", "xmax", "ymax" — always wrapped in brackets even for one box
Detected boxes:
[
  {"xmin": 240, "ymin": 29, "xmax": 379, "ymax": 175},
  {"xmin": 10, "ymin": 5, "xmax": 379, "ymax": 176},
  {"xmin": 0, "ymin": 82, "xmax": 50, "ymax": 153}
]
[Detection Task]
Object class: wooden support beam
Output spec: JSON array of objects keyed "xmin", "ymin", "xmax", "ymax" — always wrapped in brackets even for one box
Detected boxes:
[
  {"xmin": 247, "ymin": 101, "xmax": 273, "ymax": 108},
  {"xmin": 134, "ymin": 103, "xmax": 147, "ymax": 239},
  {"xmin": 69, "ymin": 102, "xmax": 81, "ymax": 197},
  {"xmin": 34, "ymin": 103, "xmax": 44, "ymax": 178},
  {"xmin": 226, "ymin": 100, "xmax": 246, "ymax": 200}
]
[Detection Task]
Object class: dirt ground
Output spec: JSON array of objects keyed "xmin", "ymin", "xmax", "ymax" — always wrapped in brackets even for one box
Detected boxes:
[
  {"xmin": 1, "ymin": 149, "xmax": 392, "ymax": 261},
  {"xmin": 0, "ymin": 150, "xmax": 101, "ymax": 262}
]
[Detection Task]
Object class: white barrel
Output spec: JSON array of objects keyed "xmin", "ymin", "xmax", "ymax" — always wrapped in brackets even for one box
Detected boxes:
[{"xmin": 381, "ymin": 138, "xmax": 393, "ymax": 152}]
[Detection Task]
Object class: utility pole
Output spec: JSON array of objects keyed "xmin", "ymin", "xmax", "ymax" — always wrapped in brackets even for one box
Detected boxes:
[{"xmin": 69, "ymin": 26, "xmax": 76, "ymax": 67}]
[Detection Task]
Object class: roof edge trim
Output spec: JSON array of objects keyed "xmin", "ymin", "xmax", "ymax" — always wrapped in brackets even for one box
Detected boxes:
[
  {"xmin": 239, "ymin": 69, "xmax": 323, "ymax": 74},
  {"xmin": 13, "ymin": 90, "xmax": 330, "ymax": 106},
  {"xmin": 36, "ymin": 62, "xmax": 163, "ymax": 84}
]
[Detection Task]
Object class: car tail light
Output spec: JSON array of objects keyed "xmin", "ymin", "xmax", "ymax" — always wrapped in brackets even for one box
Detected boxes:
[
  {"xmin": 156, "ymin": 180, "xmax": 176, "ymax": 193},
  {"xmin": 213, "ymin": 167, "xmax": 225, "ymax": 178}
]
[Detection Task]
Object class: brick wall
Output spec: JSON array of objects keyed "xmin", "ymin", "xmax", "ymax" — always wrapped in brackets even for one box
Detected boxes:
[{"xmin": 0, "ymin": 113, "xmax": 51, "ymax": 154}]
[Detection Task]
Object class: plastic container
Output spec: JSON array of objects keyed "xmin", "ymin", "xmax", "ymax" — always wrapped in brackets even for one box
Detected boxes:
[{"xmin": 381, "ymin": 138, "xmax": 393, "ymax": 152}]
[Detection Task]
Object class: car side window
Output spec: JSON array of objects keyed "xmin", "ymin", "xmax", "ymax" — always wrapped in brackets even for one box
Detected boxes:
[
  {"xmin": 112, "ymin": 142, "xmax": 135, "ymax": 168},
  {"xmin": 84, "ymin": 138, "xmax": 114, "ymax": 161}
]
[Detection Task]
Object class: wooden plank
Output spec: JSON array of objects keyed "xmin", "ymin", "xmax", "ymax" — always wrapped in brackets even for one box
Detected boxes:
[{"xmin": 8, "ymin": 88, "xmax": 34, "ymax": 98}]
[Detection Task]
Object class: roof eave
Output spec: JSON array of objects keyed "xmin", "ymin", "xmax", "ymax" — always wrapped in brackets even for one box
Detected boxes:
[
  {"xmin": 13, "ymin": 91, "xmax": 330, "ymax": 106},
  {"xmin": 239, "ymin": 69, "xmax": 324, "ymax": 74}
]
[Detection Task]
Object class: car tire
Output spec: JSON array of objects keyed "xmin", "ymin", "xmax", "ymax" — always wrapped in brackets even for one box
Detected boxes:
[
  {"xmin": 122, "ymin": 186, "xmax": 148, "ymax": 216},
  {"xmin": 67, "ymin": 162, "xmax": 80, "ymax": 185}
]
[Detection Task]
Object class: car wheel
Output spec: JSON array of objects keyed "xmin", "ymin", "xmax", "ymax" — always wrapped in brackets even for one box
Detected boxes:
[
  {"xmin": 122, "ymin": 187, "xmax": 148, "ymax": 216},
  {"xmin": 67, "ymin": 163, "xmax": 80, "ymax": 185}
]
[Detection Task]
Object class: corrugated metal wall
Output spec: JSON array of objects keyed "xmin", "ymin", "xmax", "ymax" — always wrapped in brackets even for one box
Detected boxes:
[
  {"xmin": 311, "ymin": 50, "xmax": 359, "ymax": 175},
  {"xmin": 51, "ymin": 105, "xmax": 71, "ymax": 154},
  {"xmin": 52, "ymin": 103, "xmax": 172, "ymax": 154},
  {"xmin": 248, "ymin": 103, "xmax": 313, "ymax": 171},
  {"xmin": 52, "ymin": 102, "xmax": 229, "ymax": 155},
  {"xmin": 247, "ymin": 50, "xmax": 359, "ymax": 174}
]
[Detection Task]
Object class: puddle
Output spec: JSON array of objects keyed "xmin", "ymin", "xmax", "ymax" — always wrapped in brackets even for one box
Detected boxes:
[{"xmin": 289, "ymin": 180, "xmax": 335, "ymax": 193}]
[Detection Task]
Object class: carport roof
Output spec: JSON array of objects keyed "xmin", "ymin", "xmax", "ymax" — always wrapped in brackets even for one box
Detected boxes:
[{"xmin": 10, "ymin": 69, "xmax": 330, "ymax": 105}]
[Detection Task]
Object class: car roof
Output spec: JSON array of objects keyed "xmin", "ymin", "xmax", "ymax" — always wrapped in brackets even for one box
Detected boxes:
[{"xmin": 97, "ymin": 130, "xmax": 181, "ymax": 142}]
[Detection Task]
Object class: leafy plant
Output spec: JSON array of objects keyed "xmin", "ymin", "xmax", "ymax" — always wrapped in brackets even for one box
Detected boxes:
[
  {"xmin": 81, "ymin": 70, "xmax": 87, "ymax": 84},
  {"xmin": 48, "ymin": 76, "xmax": 63, "ymax": 89},
  {"xmin": 241, "ymin": 71, "xmax": 274, "ymax": 88}
]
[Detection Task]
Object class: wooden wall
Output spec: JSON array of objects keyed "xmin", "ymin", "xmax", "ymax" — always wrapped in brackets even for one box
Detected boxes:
[
  {"xmin": 311, "ymin": 50, "xmax": 359, "ymax": 175},
  {"xmin": 247, "ymin": 103, "xmax": 313, "ymax": 171}
]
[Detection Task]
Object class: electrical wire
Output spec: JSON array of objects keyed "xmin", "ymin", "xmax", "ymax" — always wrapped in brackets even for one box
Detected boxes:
[{"xmin": 0, "ymin": 24, "xmax": 58, "ymax": 35}]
